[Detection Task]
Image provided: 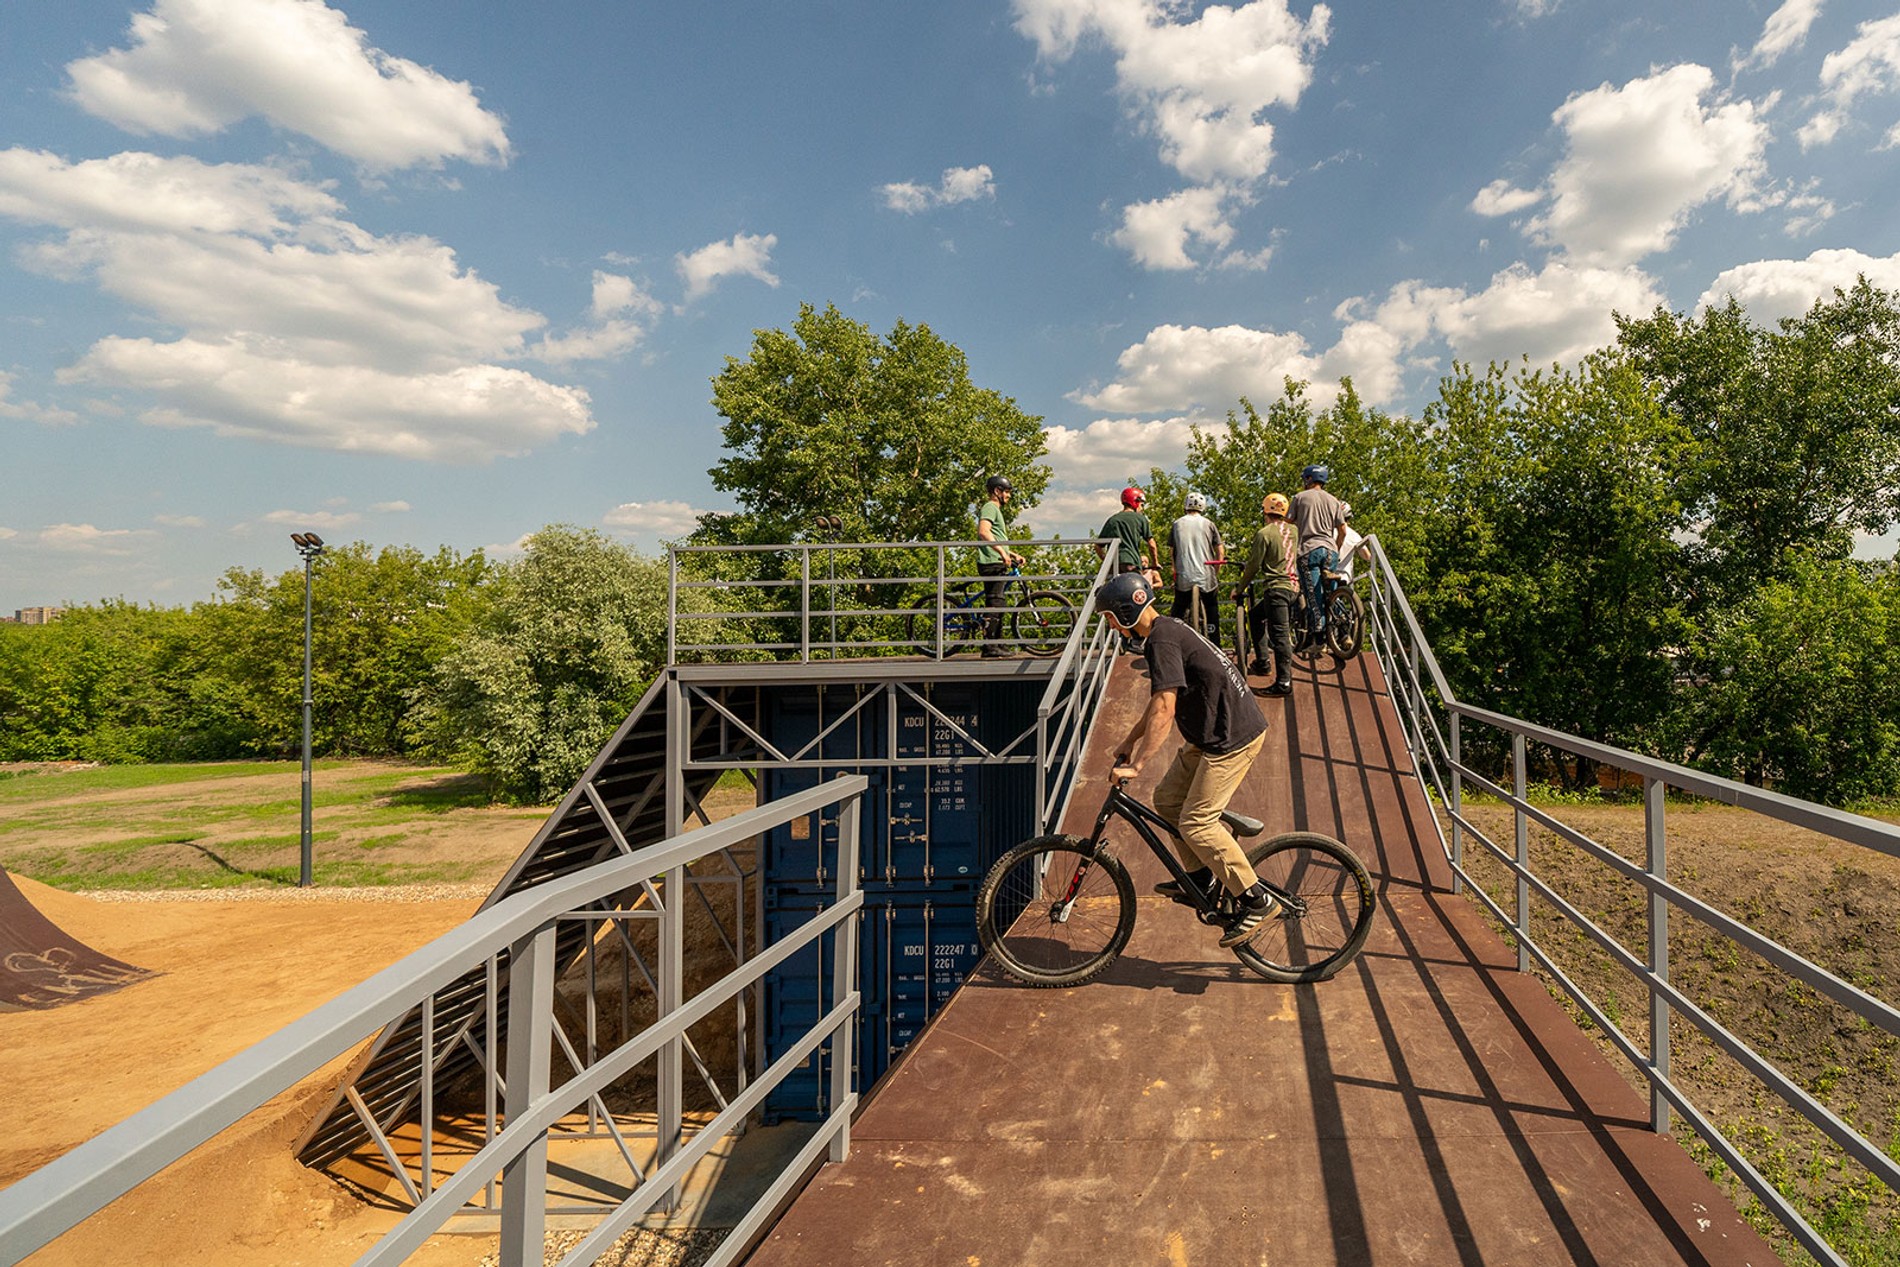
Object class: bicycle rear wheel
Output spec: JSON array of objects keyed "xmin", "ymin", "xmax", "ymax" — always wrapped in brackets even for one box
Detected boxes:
[
  {"xmin": 1325, "ymin": 584, "xmax": 1365, "ymax": 660},
  {"xmin": 1233, "ymin": 594, "xmax": 1253, "ymax": 671},
  {"xmin": 977, "ymin": 835, "xmax": 1135, "ymax": 987},
  {"xmin": 906, "ymin": 607, "xmax": 981, "ymax": 657},
  {"xmin": 1232, "ymin": 832, "xmax": 1375, "ymax": 983},
  {"xmin": 1014, "ymin": 590, "xmax": 1077, "ymax": 657}
]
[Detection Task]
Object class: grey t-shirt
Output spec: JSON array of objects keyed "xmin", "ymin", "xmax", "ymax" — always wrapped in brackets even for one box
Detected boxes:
[
  {"xmin": 1168, "ymin": 513, "xmax": 1223, "ymax": 591},
  {"xmin": 1289, "ymin": 487, "xmax": 1348, "ymax": 556},
  {"xmin": 1141, "ymin": 616, "xmax": 1266, "ymax": 755}
]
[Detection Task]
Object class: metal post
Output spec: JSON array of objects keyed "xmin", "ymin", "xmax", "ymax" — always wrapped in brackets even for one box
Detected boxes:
[
  {"xmin": 499, "ymin": 922, "xmax": 556, "ymax": 1267},
  {"xmin": 1646, "ymin": 775, "xmax": 1671, "ymax": 1134},
  {"xmin": 1449, "ymin": 713, "xmax": 1464, "ymax": 896},
  {"xmin": 830, "ymin": 782, "xmax": 861, "ymax": 1163},
  {"xmin": 935, "ymin": 545, "xmax": 946, "ymax": 658},
  {"xmin": 666, "ymin": 548, "xmax": 677, "ymax": 665},
  {"xmin": 1513, "ymin": 732, "xmax": 1530, "ymax": 972},
  {"xmin": 290, "ymin": 532, "xmax": 325, "ymax": 887},
  {"xmin": 660, "ymin": 673, "xmax": 686, "ymax": 1209},
  {"xmin": 800, "ymin": 548, "xmax": 811, "ymax": 663}
]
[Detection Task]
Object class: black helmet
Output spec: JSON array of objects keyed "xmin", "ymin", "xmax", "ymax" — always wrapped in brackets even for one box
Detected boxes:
[
  {"xmin": 986, "ymin": 475, "xmax": 1013, "ymax": 494},
  {"xmin": 1301, "ymin": 464, "xmax": 1330, "ymax": 485},
  {"xmin": 1096, "ymin": 571, "xmax": 1154, "ymax": 627}
]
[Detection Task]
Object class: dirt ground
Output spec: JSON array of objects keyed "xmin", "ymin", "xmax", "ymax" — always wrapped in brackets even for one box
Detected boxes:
[{"xmin": 1, "ymin": 764, "xmax": 759, "ymax": 1267}]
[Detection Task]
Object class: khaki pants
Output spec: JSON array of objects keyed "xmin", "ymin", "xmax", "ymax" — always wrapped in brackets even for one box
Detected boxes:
[{"xmin": 1152, "ymin": 732, "xmax": 1266, "ymax": 896}]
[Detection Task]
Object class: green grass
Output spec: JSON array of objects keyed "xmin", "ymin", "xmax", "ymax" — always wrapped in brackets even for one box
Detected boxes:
[{"xmin": 0, "ymin": 759, "xmax": 358, "ymax": 804}]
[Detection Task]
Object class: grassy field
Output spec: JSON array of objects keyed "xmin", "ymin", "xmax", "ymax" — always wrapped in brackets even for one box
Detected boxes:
[{"xmin": 0, "ymin": 759, "xmax": 548, "ymax": 891}]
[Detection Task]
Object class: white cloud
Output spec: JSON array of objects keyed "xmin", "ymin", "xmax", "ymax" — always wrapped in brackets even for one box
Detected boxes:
[
  {"xmin": 0, "ymin": 371, "xmax": 80, "ymax": 426},
  {"xmin": 37, "ymin": 523, "xmax": 154, "ymax": 554},
  {"xmin": 676, "ymin": 232, "xmax": 780, "ymax": 302},
  {"xmin": 1109, "ymin": 186, "xmax": 1236, "ymax": 271},
  {"xmin": 1698, "ymin": 248, "xmax": 1900, "ymax": 325},
  {"xmin": 1470, "ymin": 178, "xmax": 1543, "ymax": 217},
  {"xmin": 881, "ymin": 164, "xmax": 997, "ymax": 213},
  {"xmin": 1799, "ymin": 110, "xmax": 1844, "ymax": 148},
  {"xmin": 1074, "ymin": 322, "xmax": 1324, "ymax": 412},
  {"xmin": 1217, "ymin": 244, "xmax": 1275, "ymax": 272},
  {"xmin": 0, "ymin": 147, "xmax": 595, "ymax": 460},
  {"xmin": 1424, "ymin": 259, "xmax": 1663, "ymax": 370},
  {"xmin": 262, "ymin": 508, "xmax": 361, "ymax": 530},
  {"xmin": 1735, "ymin": 0, "xmax": 1824, "ymax": 71},
  {"xmin": 65, "ymin": 0, "xmax": 510, "ymax": 170},
  {"xmin": 536, "ymin": 271, "xmax": 664, "ymax": 363},
  {"xmin": 1042, "ymin": 415, "xmax": 1214, "ymax": 485},
  {"xmin": 603, "ymin": 499, "xmax": 705, "ymax": 541},
  {"xmin": 153, "ymin": 513, "xmax": 205, "ymax": 527},
  {"xmin": 1014, "ymin": 0, "xmax": 1328, "ymax": 265},
  {"xmin": 1019, "ymin": 486, "xmax": 1132, "ymax": 539},
  {"xmin": 1527, "ymin": 65, "xmax": 1769, "ymax": 265},
  {"xmin": 370, "ymin": 501, "xmax": 411, "ymax": 513},
  {"xmin": 1818, "ymin": 14, "xmax": 1900, "ymax": 111}
]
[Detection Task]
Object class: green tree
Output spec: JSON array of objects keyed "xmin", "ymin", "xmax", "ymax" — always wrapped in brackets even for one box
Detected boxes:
[
  {"xmin": 410, "ymin": 526, "xmax": 671, "ymax": 803},
  {"xmin": 706, "ymin": 303, "xmax": 1051, "ymax": 543},
  {"xmin": 1617, "ymin": 278, "xmax": 1900, "ymax": 603}
]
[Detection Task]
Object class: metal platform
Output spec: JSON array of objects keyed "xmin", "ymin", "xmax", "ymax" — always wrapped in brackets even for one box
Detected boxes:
[{"xmin": 742, "ymin": 651, "xmax": 1784, "ymax": 1267}]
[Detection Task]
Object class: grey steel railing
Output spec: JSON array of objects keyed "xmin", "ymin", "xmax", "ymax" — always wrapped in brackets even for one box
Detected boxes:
[
  {"xmin": 1359, "ymin": 533, "xmax": 1900, "ymax": 1267},
  {"xmin": 1034, "ymin": 548, "xmax": 1120, "ymax": 832},
  {"xmin": 0, "ymin": 776, "xmax": 872, "ymax": 1267},
  {"xmin": 667, "ymin": 538, "xmax": 1108, "ymax": 662}
]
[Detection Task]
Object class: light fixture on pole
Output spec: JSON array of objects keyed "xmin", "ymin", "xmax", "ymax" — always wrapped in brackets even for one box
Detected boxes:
[{"xmin": 291, "ymin": 532, "xmax": 326, "ymax": 887}]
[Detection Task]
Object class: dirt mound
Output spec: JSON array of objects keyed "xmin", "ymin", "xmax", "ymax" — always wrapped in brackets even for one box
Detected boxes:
[{"xmin": 0, "ymin": 866, "xmax": 150, "ymax": 1011}]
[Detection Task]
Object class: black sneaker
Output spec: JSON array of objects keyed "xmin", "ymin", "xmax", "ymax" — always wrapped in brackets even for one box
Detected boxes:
[
  {"xmin": 1154, "ymin": 867, "xmax": 1213, "ymax": 904},
  {"xmin": 1247, "ymin": 658, "xmax": 1271, "ymax": 675},
  {"xmin": 1263, "ymin": 681, "xmax": 1293, "ymax": 697},
  {"xmin": 1218, "ymin": 884, "xmax": 1279, "ymax": 947}
]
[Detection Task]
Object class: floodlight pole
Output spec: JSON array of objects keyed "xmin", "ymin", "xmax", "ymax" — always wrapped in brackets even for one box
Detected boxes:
[{"xmin": 293, "ymin": 533, "xmax": 326, "ymax": 887}]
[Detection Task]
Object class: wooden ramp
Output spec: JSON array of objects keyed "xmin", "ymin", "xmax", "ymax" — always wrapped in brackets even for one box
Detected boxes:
[{"xmin": 743, "ymin": 651, "xmax": 1782, "ymax": 1267}]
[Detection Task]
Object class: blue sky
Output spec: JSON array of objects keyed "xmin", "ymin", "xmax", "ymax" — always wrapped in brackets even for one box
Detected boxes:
[{"xmin": 4, "ymin": 0, "xmax": 1899, "ymax": 612}]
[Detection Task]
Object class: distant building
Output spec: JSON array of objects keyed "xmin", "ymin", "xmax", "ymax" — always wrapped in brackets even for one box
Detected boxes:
[{"xmin": 12, "ymin": 607, "xmax": 64, "ymax": 625}]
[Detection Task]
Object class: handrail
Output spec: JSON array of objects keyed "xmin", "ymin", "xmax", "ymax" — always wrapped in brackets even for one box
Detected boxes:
[
  {"xmin": 1360, "ymin": 532, "xmax": 1899, "ymax": 1267},
  {"xmin": 0, "ymin": 776, "xmax": 872, "ymax": 1267},
  {"xmin": 666, "ymin": 537, "xmax": 1111, "ymax": 663},
  {"xmin": 1033, "ymin": 548, "xmax": 1118, "ymax": 831}
]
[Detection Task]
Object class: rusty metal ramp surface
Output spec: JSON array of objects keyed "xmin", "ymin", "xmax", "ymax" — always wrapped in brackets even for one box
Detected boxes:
[
  {"xmin": 0, "ymin": 866, "xmax": 151, "ymax": 1011},
  {"xmin": 744, "ymin": 652, "xmax": 1782, "ymax": 1267}
]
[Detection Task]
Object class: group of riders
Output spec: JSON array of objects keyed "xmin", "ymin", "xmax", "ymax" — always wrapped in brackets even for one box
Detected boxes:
[{"xmin": 973, "ymin": 464, "xmax": 1364, "ymax": 950}]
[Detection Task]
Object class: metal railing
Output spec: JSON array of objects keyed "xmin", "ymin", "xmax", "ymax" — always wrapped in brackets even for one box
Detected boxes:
[
  {"xmin": 0, "ymin": 776, "xmax": 872, "ymax": 1267},
  {"xmin": 1359, "ymin": 533, "xmax": 1900, "ymax": 1267},
  {"xmin": 1034, "ymin": 549, "xmax": 1120, "ymax": 832},
  {"xmin": 667, "ymin": 538, "xmax": 1109, "ymax": 662}
]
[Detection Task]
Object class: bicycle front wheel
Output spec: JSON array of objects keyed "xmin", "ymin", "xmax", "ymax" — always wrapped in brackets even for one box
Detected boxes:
[
  {"xmin": 1326, "ymin": 584, "xmax": 1366, "ymax": 660},
  {"xmin": 1014, "ymin": 590, "xmax": 1077, "ymax": 657},
  {"xmin": 1232, "ymin": 832, "xmax": 1375, "ymax": 983},
  {"xmin": 1233, "ymin": 595, "xmax": 1253, "ymax": 671},
  {"xmin": 977, "ymin": 835, "xmax": 1135, "ymax": 987}
]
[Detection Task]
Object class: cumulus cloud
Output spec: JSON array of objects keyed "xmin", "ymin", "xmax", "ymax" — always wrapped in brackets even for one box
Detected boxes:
[
  {"xmin": 1074, "ymin": 323, "xmax": 1325, "ymax": 413},
  {"xmin": 1042, "ymin": 415, "xmax": 1214, "ymax": 485},
  {"xmin": 65, "ymin": 0, "xmax": 509, "ymax": 169},
  {"xmin": 1527, "ymin": 65, "xmax": 1769, "ymax": 265},
  {"xmin": 1019, "ymin": 486, "xmax": 1136, "ymax": 539},
  {"xmin": 603, "ymin": 499, "xmax": 705, "ymax": 542},
  {"xmin": 1424, "ymin": 259, "xmax": 1663, "ymax": 370},
  {"xmin": 370, "ymin": 501, "xmax": 411, "ymax": 513},
  {"xmin": 1470, "ymin": 178, "xmax": 1543, "ymax": 217},
  {"xmin": 880, "ymin": 164, "xmax": 996, "ymax": 213},
  {"xmin": 1735, "ymin": 0, "xmax": 1824, "ymax": 71},
  {"xmin": 1698, "ymin": 248, "xmax": 1900, "ymax": 325},
  {"xmin": 535, "ymin": 269, "xmax": 664, "ymax": 364},
  {"xmin": 36, "ymin": 523, "xmax": 154, "ymax": 554},
  {"xmin": 1014, "ymin": 0, "xmax": 1329, "ymax": 267},
  {"xmin": 261, "ymin": 507, "xmax": 362, "ymax": 530},
  {"xmin": 676, "ymin": 232, "xmax": 779, "ymax": 302},
  {"xmin": 1109, "ymin": 186, "xmax": 1237, "ymax": 270},
  {"xmin": 0, "ymin": 147, "xmax": 596, "ymax": 460},
  {"xmin": 1805, "ymin": 14, "xmax": 1900, "ymax": 147},
  {"xmin": 0, "ymin": 371, "xmax": 80, "ymax": 426},
  {"xmin": 153, "ymin": 513, "xmax": 205, "ymax": 527}
]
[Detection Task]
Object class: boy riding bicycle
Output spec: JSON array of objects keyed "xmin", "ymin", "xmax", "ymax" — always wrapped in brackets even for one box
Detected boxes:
[{"xmin": 1098, "ymin": 571, "xmax": 1278, "ymax": 947}]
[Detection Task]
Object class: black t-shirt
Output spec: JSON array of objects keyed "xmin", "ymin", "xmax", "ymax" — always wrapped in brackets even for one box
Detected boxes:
[{"xmin": 1140, "ymin": 616, "xmax": 1267, "ymax": 754}]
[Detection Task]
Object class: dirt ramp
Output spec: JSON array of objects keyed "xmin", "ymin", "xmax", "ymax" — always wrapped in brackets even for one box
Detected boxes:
[{"xmin": 0, "ymin": 867, "xmax": 151, "ymax": 1010}]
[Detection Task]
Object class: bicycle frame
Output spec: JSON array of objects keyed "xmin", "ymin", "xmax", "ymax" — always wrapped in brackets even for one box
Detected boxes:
[{"xmin": 1082, "ymin": 781, "xmax": 1302, "ymax": 919}]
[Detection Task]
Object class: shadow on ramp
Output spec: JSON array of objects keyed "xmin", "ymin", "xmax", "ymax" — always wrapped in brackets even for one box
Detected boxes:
[{"xmin": 0, "ymin": 866, "xmax": 152, "ymax": 1011}]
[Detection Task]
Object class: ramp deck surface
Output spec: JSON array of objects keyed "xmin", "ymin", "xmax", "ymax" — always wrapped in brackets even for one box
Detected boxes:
[{"xmin": 743, "ymin": 651, "xmax": 1782, "ymax": 1266}]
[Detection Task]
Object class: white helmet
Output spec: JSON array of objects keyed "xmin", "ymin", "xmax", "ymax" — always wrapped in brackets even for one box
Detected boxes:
[{"xmin": 1183, "ymin": 492, "xmax": 1207, "ymax": 513}]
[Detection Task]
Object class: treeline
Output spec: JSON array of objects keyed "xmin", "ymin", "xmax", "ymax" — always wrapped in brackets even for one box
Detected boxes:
[
  {"xmin": 1143, "ymin": 279, "xmax": 1900, "ymax": 805},
  {"xmin": 0, "ymin": 527, "xmax": 686, "ymax": 804},
  {"xmin": 4, "ymin": 286, "xmax": 1898, "ymax": 807}
]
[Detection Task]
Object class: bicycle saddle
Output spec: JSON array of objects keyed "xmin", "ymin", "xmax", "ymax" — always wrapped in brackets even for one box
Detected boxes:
[{"xmin": 1221, "ymin": 810, "xmax": 1265, "ymax": 837}]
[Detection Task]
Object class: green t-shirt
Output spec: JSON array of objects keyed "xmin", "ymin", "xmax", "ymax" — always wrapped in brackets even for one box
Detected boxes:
[
  {"xmin": 1239, "ymin": 520, "xmax": 1300, "ymax": 595},
  {"xmin": 1099, "ymin": 508, "xmax": 1153, "ymax": 569},
  {"xmin": 977, "ymin": 499, "xmax": 1007, "ymax": 565}
]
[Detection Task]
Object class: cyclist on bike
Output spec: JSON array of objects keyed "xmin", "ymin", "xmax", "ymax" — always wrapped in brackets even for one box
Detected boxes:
[
  {"xmin": 1094, "ymin": 486, "xmax": 1157, "ymax": 579},
  {"xmin": 1288, "ymin": 464, "xmax": 1349, "ymax": 651},
  {"xmin": 1235, "ymin": 492, "xmax": 1298, "ymax": 695},
  {"xmin": 977, "ymin": 475, "xmax": 1026, "ymax": 658},
  {"xmin": 1097, "ymin": 571, "xmax": 1278, "ymax": 947},
  {"xmin": 1167, "ymin": 491, "xmax": 1224, "ymax": 633}
]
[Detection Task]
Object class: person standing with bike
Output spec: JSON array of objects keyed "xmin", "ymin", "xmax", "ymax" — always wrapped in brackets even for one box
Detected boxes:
[
  {"xmin": 1235, "ymin": 492, "xmax": 1298, "ymax": 695},
  {"xmin": 1098, "ymin": 571, "xmax": 1279, "ymax": 948},
  {"xmin": 1288, "ymin": 464, "xmax": 1348, "ymax": 652},
  {"xmin": 1167, "ymin": 492, "xmax": 1224, "ymax": 635},
  {"xmin": 976, "ymin": 475, "xmax": 1026, "ymax": 659}
]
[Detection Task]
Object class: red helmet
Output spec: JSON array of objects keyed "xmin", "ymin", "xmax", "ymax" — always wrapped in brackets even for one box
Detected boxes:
[{"xmin": 1121, "ymin": 486, "xmax": 1146, "ymax": 508}]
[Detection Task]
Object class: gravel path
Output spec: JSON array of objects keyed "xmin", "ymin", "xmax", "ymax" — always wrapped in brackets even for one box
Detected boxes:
[{"xmin": 76, "ymin": 882, "xmax": 495, "ymax": 903}]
